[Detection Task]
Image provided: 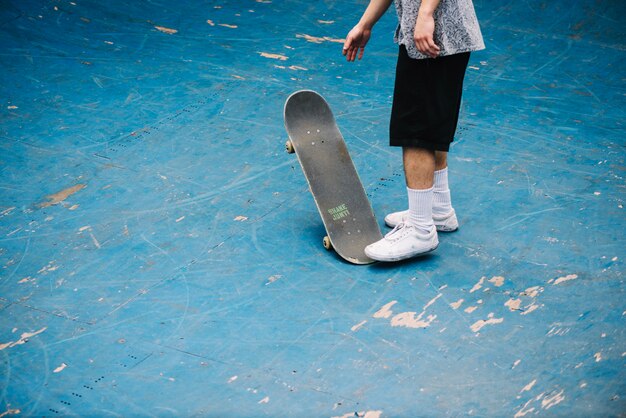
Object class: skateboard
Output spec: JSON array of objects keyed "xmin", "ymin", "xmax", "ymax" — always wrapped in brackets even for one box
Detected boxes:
[{"xmin": 283, "ymin": 90, "xmax": 382, "ymax": 264}]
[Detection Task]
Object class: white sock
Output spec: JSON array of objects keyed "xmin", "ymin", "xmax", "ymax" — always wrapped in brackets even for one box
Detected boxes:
[
  {"xmin": 433, "ymin": 168, "xmax": 453, "ymax": 216},
  {"xmin": 406, "ymin": 186, "xmax": 434, "ymax": 234}
]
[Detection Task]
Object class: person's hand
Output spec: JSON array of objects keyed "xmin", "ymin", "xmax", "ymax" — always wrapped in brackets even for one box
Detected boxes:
[
  {"xmin": 414, "ymin": 13, "xmax": 440, "ymax": 58},
  {"xmin": 343, "ymin": 24, "xmax": 371, "ymax": 62}
]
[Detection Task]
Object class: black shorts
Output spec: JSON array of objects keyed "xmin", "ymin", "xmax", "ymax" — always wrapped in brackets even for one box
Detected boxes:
[{"xmin": 390, "ymin": 45, "xmax": 470, "ymax": 152}]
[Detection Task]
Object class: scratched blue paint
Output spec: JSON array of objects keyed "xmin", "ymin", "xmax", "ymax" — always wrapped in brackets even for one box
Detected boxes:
[{"xmin": 0, "ymin": 0, "xmax": 624, "ymax": 416}]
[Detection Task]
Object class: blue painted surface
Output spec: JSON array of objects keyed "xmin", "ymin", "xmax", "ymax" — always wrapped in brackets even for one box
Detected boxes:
[{"xmin": 0, "ymin": 0, "xmax": 624, "ymax": 416}]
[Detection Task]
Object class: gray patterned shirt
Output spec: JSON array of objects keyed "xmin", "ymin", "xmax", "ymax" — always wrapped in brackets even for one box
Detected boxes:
[{"xmin": 394, "ymin": 0, "xmax": 485, "ymax": 59}]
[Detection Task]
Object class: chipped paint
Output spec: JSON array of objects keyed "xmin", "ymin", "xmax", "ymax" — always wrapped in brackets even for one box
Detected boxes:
[
  {"xmin": 0, "ymin": 327, "xmax": 47, "ymax": 350},
  {"xmin": 0, "ymin": 207, "xmax": 15, "ymax": 217},
  {"xmin": 470, "ymin": 276, "xmax": 485, "ymax": 293},
  {"xmin": 505, "ymin": 298, "xmax": 522, "ymax": 311},
  {"xmin": 266, "ymin": 275, "xmax": 282, "ymax": 285},
  {"xmin": 259, "ymin": 52, "xmax": 288, "ymax": 61},
  {"xmin": 388, "ymin": 294, "xmax": 441, "ymax": 329},
  {"xmin": 424, "ymin": 293, "xmax": 442, "ymax": 309},
  {"xmin": 38, "ymin": 261, "xmax": 59, "ymax": 274},
  {"xmin": 53, "ymin": 363, "xmax": 67, "ymax": 373},
  {"xmin": 391, "ymin": 311, "xmax": 436, "ymax": 329},
  {"xmin": 228, "ymin": 376, "xmax": 238, "ymax": 383},
  {"xmin": 489, "ymin": 276, "xmax": 505, "ymax": 287},
  {"xmin": 514, "ymin": 398, "xmax": 535, "ymax": 418},
  {"xmin": 0, "ymin": 409, "xmax": 21, "ymax": 417},
  {"xmin": 373, "ymin": 301, "xmax": 397, "ymax": 319},
  {"xmin": 541, "ymin": 389, "xmax": 565, "ymax": 409},
  {"xmin": 464, "ymin": 306, "xmax": 478, "ymax": 313},
  {"xmin": 516, "ymin": 389, "xmax": 566, "ymax": 417},
  {"xmin": 553, "ymin": 274, "xmax": 578, "ymax": 285},
  {"xmin": 470, "ymin": 313, "xmax": 503, "ymax": 332},
  {"xmin": 351, "ymin": 320, "xmax": 367, "ymax": 332},
  {"xmin": 38, "ymin": 184, "xmax": 86, "ymax": 208},
  {"xmin": 521, "ymin": 303, "xmax": 540, "ymax": 315},
  {"xmin": 155, "ymin": 26, "xmax": 178, "ymax": 34},
  {"xmin": 219, "ymin": 24, "xmax": 238, "ymax": 29},
  {"xmin": 258, "ymin": 396, "xmax": 269, "ymax": 404},
  {"xmin": 296, "ymin": 34, "xmax": 344, "ymax": 44},
  {"xmin": 594, "ymin": 352, "xmax": 602, "ymax": 362},
  {"xmin": 234, "ymin": 216, "xmax": 248, "ymax": 221},
  {"xmin": 333, "ymin": 411, "xmax": 382, "ymax": 418},
  {"xmin": 520, "ymin": 379, "xmax": 537, "ymax": 393},
  {"xmin": 522, "ymin": 286, "xmax": 544, "ymax": 298},
  {"xmin": 450, "ymin": 298, "xmax": 464, "ymax": 309}
]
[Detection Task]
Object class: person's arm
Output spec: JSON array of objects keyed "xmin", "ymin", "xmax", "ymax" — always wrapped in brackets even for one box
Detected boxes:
[
  {"xmin": 414, "ymin": 0, "xmax": 441, "ymax": 58},
  {"xmin": 343, "ymin": 0, "xmax": 393, "ymax": 62}
]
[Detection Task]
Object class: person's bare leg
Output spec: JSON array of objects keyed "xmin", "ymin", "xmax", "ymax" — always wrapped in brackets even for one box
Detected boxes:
[
  {"xmin": 403, "ymin": 147, "xmax": 435, "ymax": 189},
  {"xmin": 435, "ymin": 150, "xmax": 447, "ymax": 171}
]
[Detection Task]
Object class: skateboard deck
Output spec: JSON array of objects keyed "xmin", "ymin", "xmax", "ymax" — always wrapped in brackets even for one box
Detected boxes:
[{"xmin": 284, "ymin": 90, "xmax": 382, "ymax": 264}]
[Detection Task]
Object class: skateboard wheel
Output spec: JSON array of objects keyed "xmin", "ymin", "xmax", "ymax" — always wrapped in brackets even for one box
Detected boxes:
[
  {"xmin": 322, "ymin": 236, "xmax": 332, "ymax": 251},
  {"xmin": 285, "ymin": 140, "xmax": 295, "ymax": 154}
]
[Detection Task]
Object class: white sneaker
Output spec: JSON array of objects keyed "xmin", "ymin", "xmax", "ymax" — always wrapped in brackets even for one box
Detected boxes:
[
  {"xmin": 365, "ymin": 223, "xmax": 439, "ymax": 262},
  {"xmin": 385, "ymin": 209, "xmax": 459, "ymax": 232}
]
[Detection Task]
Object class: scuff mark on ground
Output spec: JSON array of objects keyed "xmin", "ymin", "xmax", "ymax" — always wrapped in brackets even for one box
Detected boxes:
[
  {"xmin": 515, "ymin": 388, "xmax": 566, "ymax": 417},
  {"xmin": 38, "ymin": 184, "xmax": 86, "ymax": 208}
]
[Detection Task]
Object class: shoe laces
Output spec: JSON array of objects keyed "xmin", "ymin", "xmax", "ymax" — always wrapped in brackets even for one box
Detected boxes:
[{"xmin": 385, "ymin": 222, "xmax": 413, "ymax": 240}]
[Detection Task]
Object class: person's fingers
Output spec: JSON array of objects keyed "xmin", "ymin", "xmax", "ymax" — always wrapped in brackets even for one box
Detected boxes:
[
  {"xmin": 426, "ymin": 38, "xmax": 440, "ymax": 57},
  {"xmin": 415, "ymin": 37, "xmax": 439, "ymax": 58},
  {"xmin": 343, "ymin": 36, "xmax": 353, "ymax": 57},
  {"xmin": 358, "ymin": 45, "xmax": 365, "ymax": 60},
  {"xmin": 346, "ymin": 46, "xmax": 354, "ymax": 62},
  {"xmin": 416, "ymin": 38, "xmax": 427, "ymax": 55}
]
